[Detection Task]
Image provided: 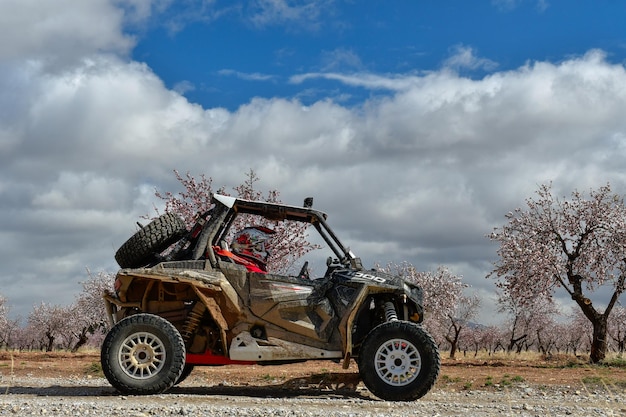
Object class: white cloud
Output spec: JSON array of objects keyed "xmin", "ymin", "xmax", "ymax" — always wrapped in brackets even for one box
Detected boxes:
[
  {"xmin": 289, "ymin": 71, "xmax": 430, "ymax": 91},
  {"xmin": 319, "ymin": 48, "xmax": 364, "ymax": 71},
  {"xmin": 246, "ymin": 0, "xmax": 332, "ymax": 30},
  {"xmin": 1, "ymin": 0, "xmax": 626, "ymax": 321},
  {"xmin": 492, "ymin": 0, "xmax": 549, "ymax": 12},
  {"xmin": 218, "ymin": 69, "xmax": 276, "ymax": 81},
  {"xmin": 32, "ymin": 172, "xmax": 129, "ymax": 211},
  {"xmin": 0, "ymin": 0, "xmax": 135, "ymax": 66},
  {"xmin": 443, "ymin": 45, "xmax": 499, "ymax": 72},
  {"xmin": 172, "ymin": 80, "xmax": 196, "ymax": 95}
]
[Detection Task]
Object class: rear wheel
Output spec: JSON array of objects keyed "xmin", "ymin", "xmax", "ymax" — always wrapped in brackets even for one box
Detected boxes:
[
  {"xmin": 358, "ymin": 321, "xmax": 440, "ymax": 401},
  {"xmin": 115, "ymin": 213, "xmax": 187, "ymax": 268},
  {"xmin": 101, "ymin": 314, "xmax": 186, "ymax": 395}
]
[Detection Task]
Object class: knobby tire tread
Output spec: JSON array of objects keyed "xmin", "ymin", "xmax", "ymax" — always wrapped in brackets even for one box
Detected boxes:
[
  {"xmin": 115, "ymin": 213, "xmax": 187, "ymax": 268},
  {"xmin": 100, "ymin": 314, "xmax": 186, "ymax": 395},
  {"xmin": 358, "ymin": 320, "xmax": 440, "ymax": 401}
]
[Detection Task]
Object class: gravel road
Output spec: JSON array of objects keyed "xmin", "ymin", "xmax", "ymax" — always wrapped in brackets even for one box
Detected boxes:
[{"xmin": 1, "ymin": 375, "xmax": 625, "ymax": 416}]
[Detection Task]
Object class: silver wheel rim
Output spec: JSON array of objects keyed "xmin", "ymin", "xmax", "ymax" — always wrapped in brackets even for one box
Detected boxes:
[
  {"xmin": 118, "ymin": 332, "xmax": 166, "ymax": 379},
  {"xmin": 374, "ymin": 338, "xmax": 421, "ymax": 386}
]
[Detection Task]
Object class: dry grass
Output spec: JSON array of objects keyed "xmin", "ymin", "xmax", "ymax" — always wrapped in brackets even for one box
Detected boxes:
[
  {"xmin": 2, "ymin": 349, "xmax": 626, "ymax": 393},
  {"xmin": 435, "ymin": 350, "xmax": 626, "ymax": 392},
  {"xmin": 1, "ymin": 352, "xmax": 14, "ymax": 394}
]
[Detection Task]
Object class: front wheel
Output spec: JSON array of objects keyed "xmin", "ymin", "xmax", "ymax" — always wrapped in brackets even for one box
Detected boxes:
[
  {"xmin": 101, "ymin": 314, "xmax": 186, "ymax": 395},
  {"xmin": 358, "ymin": 321, "xmax": 440, "ymax": 401}
]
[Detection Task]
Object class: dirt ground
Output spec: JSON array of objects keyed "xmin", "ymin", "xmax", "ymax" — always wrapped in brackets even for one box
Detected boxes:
[{"xmin": 2, "ymin": 351, "xmax": 626, "ymax": 393}]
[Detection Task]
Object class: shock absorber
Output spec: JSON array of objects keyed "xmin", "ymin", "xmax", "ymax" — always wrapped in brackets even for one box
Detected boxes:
[
  {"xmin": 383, "ymin": 301, "xmax": 398, "ymax": 322},
  {"xmin": 181, "ymin": 302, "xmax": 206, "ymax": 345}
]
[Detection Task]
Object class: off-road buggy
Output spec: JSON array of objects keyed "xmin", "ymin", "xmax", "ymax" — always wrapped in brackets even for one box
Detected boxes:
[{"xmin": 101, "ymin": 194, "xmax": 440, "ymax": 401}]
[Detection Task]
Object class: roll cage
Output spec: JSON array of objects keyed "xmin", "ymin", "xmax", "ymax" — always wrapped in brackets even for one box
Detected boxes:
[{"xmin": 192, "ymin": 194, "xmax": 364, "ymax": 271}]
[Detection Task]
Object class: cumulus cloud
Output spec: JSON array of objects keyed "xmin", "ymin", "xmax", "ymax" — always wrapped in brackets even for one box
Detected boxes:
[
  {"xmin": 172, "ymin": 80, "xmax": 196, "ymax": 95},
  {"xmin": 0, "ymin": 0, "xmax": 135, "ymax": 67},
  {"xmin": 1, "ymin": 1, "xmax": 626, "ymax": 323}
]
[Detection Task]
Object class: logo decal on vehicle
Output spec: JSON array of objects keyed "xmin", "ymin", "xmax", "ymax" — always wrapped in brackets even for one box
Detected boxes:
[{"xmin": 345, "ymin": 271, "xmax": 387, "ymax": 283}]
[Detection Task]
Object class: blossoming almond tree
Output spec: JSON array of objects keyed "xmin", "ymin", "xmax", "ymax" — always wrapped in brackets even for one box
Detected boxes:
[
  {"xmin": 380, "ymin": 262, "xmax": 472, "ymax": 355},
  {"xmin": 496, "ymin": 289, "xmax": 559, "ymax": 353},
  {"xmin": 489, "ymin": 183, "xmax": 626, "ymax": 363},
  {"xmin": 381, "ymin": 263, "xmax": 467, "ymax": 325},
  {"xmin": 0, "ymin": 295, "xmax": 9, "ymax": 348},
  {"xmin": 608, "ymin": 306, "xmax": 626, "ymax": 353},
  {"xmin": 155, "ymin": 169, "xmax": 319, "ymax": 274},
  {"xmin": 70, "ymin": 270, "xmax": 114, "ymax": 352},
  {"xmin": 443, "ymin": 294, "xmax": 481, "ymax": 359}
]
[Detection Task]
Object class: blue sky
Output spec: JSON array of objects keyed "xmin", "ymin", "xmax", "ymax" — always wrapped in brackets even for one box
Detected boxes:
[
  {"xmin": 132, "ymin": 1, "xmax": 626, "ymax": 110},
  {"xmin": 2, "ymin": 0, "xmax": 626, "ymax": 324}
]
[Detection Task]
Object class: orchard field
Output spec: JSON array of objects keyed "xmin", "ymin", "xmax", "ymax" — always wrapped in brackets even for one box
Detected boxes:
[{"xmin": 2, "ymin": 350, "xmax": 626, "ymax": 393}]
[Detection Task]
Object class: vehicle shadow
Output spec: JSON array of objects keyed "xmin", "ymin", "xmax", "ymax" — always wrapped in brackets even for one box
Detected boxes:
[
  {"xmin": 0, "ymin": 385, "xmax": 116, "ymax": 397},
  {"xmin": 0, "ymin": 373, "xmax": 372, "ymax": 400}
]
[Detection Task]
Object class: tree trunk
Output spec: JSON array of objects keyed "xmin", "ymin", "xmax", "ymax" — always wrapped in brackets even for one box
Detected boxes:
[
  {"xmin": 45, "ymin": 332, "xmax": 54, "ymax": 352},
  {"xmin": 71, "ymin": 333, "xmax": 88, "ymax": 353},
  {"xmin": 589, "ymin": 317, "xmax": 608, "ymax": 363},
  {"xmin": 508, "ymin": 334, "xmax": 526, "ymax": 352},
  {"xmin": 449, "ymin": 340, "xmax": 458, "ymax": 359},
  {"xmin": 445, "ymin": 333, "xmax": 459, "ymax": 359},
  {"xmin": 573, "ymin": 290, "xmax": 609, "ymax": 364},
  {"xmin": 445, "ymin": 320, "xmax": 462, "ymax": 359}
]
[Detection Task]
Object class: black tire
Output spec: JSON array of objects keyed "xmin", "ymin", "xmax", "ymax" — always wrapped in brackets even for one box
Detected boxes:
[
  {"xmin": 115, "ymin": 213, "xmax": 187, "ymax": 268},
  {"xmin": 358, "ymin": 321, "xmax": 440, "ymax": 401},
  {"xmin": 101, "ymin": 314, "xmax": 186, "ymax": 395},
  {"xmin": 174, "ymin": 364, "xmax": 195, "ymax": 385}
]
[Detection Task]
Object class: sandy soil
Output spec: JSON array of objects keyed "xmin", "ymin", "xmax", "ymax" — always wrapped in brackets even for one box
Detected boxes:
[{"xmin": 2, "ymin": 351, "xmax": 625, "ymax": 393}]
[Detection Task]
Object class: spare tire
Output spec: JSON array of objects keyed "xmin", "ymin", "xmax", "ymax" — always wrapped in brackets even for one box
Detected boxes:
[{"xmin": 115, "ymin": 213, "xmax": 187, "ymax": 268}]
